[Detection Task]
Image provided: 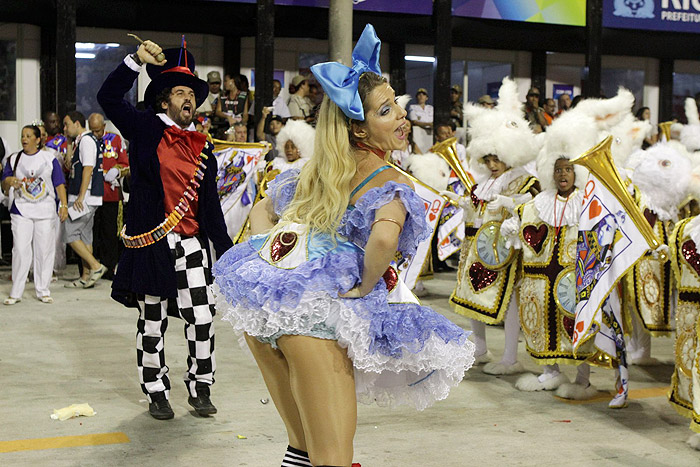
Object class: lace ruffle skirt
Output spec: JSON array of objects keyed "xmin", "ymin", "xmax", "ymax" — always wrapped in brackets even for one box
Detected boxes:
[{"xmin": 213, "ymin": 225, "xmax": 475, "ymax": 410}]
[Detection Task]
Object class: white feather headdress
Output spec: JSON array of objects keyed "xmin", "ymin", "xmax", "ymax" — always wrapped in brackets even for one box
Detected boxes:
[
  {"xmin": 465, "ymin": 77, "xmax": 541, "ymax": 179},
  {"xmin": 275, "ymin": 119, "xmax": 316, "ymax": 160}
]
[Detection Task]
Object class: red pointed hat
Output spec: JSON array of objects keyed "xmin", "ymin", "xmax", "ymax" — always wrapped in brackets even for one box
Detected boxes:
[{"xmin": 144, "ymin": 38, "xmax": 208, "ymax": 108}]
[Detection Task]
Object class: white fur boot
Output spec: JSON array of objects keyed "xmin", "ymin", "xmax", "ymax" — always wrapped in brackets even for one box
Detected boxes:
[{"xmin": 516, "ymin": 371, "xmax": 570, "ymax": 391}]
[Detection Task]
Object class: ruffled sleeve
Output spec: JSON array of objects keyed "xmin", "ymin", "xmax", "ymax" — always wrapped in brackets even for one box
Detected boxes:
[
  {"xmin": 340, "ymin": 181, "xmax": 430, "ymax": 257},
  {"xmin": 267, "ymin": 169, "xmax": 299, "ymax": 216}
]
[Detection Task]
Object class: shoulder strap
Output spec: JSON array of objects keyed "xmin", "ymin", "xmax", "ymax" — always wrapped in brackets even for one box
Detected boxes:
[
  {"xmin": 349, "ymin": 165, "xmax": 391, "ymax": 200},
  {"xmin": 12, "ymin": 151, "xmax": 23, "ymax": 176}
]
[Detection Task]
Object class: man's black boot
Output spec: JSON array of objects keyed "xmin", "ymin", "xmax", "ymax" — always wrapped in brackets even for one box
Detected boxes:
[
  {"xmin": 188, "ymin": 393, "xmax": 217, "ymax": 416},
  {"xmin": 148, "ymin": 399, "xmax": 174, "ymax": 420}
]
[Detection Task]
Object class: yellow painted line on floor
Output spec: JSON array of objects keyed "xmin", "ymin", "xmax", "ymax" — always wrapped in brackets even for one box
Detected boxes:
[
  {"xmin": 0, "ymin": 432, "xmax": 130, "ymax": 453},
  {"xmin": 555, "ymin": 386, "xmax": 669, "ymax": 404}
]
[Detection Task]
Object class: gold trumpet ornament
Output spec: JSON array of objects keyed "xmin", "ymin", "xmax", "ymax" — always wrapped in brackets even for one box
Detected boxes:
[
  {"xmin": 571, "ymin": 135, "xmax": 667, "ymax": 262},
  {"xmin": 127, "ymin": 34, "xmax": 166, "ymax": 63},
  {"xmin": 430, "ymin": 137, "xmax": 475, "ymax": 192}
]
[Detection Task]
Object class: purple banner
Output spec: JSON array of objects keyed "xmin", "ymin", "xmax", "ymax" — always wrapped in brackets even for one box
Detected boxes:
[
  {"xmin": 208, "ymin": 0, "xmax": 432, "ymax": 15},
  {"xmin": 603, "ymin": 0, "xmax": 700, "ymax": 34}
]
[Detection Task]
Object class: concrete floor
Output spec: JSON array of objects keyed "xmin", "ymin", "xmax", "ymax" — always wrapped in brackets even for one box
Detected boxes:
[{"xmin": 0, "ymin": 267, "xmax": 698, "ymax": 466}]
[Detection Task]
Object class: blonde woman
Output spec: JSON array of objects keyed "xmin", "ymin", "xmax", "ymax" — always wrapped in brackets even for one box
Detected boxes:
[{"xmin": 213, "ymin": 25, "xmax": 474, "ymax": 467}]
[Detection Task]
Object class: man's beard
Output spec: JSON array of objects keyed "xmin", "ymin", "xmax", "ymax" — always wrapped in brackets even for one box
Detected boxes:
[{"xmin": 168, "ymin": 103, "xmax": 194, "ymax": 128}]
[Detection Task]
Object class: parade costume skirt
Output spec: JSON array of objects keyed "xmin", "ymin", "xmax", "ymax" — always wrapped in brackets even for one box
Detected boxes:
[{"xmin": 213, "ymin": 223, "xmax": 475, "ymax": 410}]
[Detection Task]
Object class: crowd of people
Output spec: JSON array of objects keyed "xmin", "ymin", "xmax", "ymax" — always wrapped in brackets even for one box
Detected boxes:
[{"xmin": 2, "ymin": 23, "xmax": 700, "ymax": 466}]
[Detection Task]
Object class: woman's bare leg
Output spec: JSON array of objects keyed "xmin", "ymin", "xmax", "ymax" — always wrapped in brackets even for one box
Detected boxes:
[
  {"xmin": 244, "ymin": 334, "xmax": 307, "ymax": 452},
  {"xmin": 277, "ymin": 335, "xmax": 357, "ymax": 467}
]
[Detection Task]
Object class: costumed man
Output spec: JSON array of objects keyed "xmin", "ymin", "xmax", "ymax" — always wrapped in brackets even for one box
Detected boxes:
[
  {"xmin": 447, "ymin": 77, "xmax": 540, "ymax": 375},
  {"xmin": 88, "ymin": 113, "xmax": 130, "ymax": 280},
  {"xmin": 668, "ymin": 98, "xmax": 700, "ymax": 450},
  {"xmin": 502, "ymin": 90, "xmax": 637, "ymax": 395},
  {"xmin": 97, "ymin": 38, "xmax": 233, "ymax": 420}
]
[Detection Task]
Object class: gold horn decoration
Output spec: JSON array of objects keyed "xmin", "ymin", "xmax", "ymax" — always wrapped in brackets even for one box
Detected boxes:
[
  {"xmin": 430, "ymin": 137, "xmax": 475, "ymax": 192},
  {"xmin": 571, "ymin": 135, "xmax": 666, "ymax": 261},
  {"xmin": 658, "ymin": 121, "xmax": 674, "ymax": 142}
]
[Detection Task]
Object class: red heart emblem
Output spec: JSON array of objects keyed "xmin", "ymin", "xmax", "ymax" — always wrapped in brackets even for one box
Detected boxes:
[
  {"xmin": 588, "ymin": 199, "xmax": 602, "ymax": 220},
  {"xmin": 429, "ymin": 212, "xmax": 437, "ymax": 222},
  {"xmin": 469, "ymin": 262, "xmax": 498, "ymax": 291},
  {"xmin": 270, "ymin": 232, "xmax": 298, "ymax": 262},
  {"xmin": 383, "ymin": 266, "xmax": 399, "ymax": 292},
  {"xmin": 522, "ymin": 224, "xmax": 548, "ymax": 254},
  {"xmin": 682, "ymin": 240, "xmax": 700, "ymax": 276},
  {"xmin": 562, "ymin": 315, "xmax": 575, "ymax": 339},
  {"xmin": 246, "ymin": 155, "xmax": 254, "ymax": 164},
  {"xmin": 575, "ymin": 321, "xmax": 585, "ymax": 332}
]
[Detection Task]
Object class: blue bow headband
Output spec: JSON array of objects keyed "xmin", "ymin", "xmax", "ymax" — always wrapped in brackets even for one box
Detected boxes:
[{"xmin": 311, "ymin": 24, "xmax": 382, "ymax": 121}]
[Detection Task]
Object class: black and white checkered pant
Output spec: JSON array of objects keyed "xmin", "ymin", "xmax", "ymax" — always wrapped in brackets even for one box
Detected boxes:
[{"xmin": 136, "ymin": 232, "xmax": 216, "ymax": 402}]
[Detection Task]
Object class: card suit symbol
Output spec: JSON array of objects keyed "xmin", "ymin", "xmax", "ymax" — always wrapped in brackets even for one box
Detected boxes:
[
  {"xmin": 429, "ymin": 212, "xmax": 437, "ymax": 222},
  {"xmin": 588, "ymin": 200, "xmax": 602, "ymax": 220},
  {"xmin": 469, "ymin": 262, "xmax": 498, "ymax": 291},
  {"xmin": 575, "ymin": 320, "xmax": 585, "ymax": 332},
  {"xmin": 682, "ymin": 240, "xmax": 700, "ymax": 276},
  {"xmin": 270, "ymin": 231, "xmax": 297, "ymax": 262},
  {"xmin": 522, "ymin": 224, "xmax": 548, "ymax": 254},
  {"xmin": 246, "ymin": 155, "xmax": 254, "ymax": 164},
  {"xmin": 383, "ymin": 266, "xmax": 399, "ymax": 292}
]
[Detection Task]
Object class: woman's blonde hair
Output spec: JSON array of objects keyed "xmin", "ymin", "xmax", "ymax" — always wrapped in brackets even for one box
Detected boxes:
[{"xmin": 275, "ymin": 72, "xmax": 386, "ymax": 235}]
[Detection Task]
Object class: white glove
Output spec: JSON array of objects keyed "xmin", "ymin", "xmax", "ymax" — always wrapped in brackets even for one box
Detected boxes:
[
  {"xmin": 500, "ymin": 216, "xmax": 522, "ymax": 249},
  {"xmin": 488, "ymin": 193, "xmax": 532, "ymax": 213},
  {"xmin": 104, "ymin": 167, "xmax": 120, "ymax": 183},
  {"xmin": 487, "ymin": 194, "xmax": 515, "ymax": 212},
  {"xmin": 440, "ymin": 190, "xmax": 473, "ymax": 212}
]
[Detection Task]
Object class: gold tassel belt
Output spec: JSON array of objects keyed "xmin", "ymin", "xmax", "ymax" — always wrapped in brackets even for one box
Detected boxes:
[{"xmin": 121, "ymin": 152, "xmax": 208, "ymax": 248}]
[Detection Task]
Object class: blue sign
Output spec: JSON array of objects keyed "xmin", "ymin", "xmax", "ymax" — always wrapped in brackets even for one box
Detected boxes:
[
  {"xmin": 553, "ymin": 84, "xmax": 574, "ymax": 101},
  {"xmin": 603, "ymin": 0, "xmax": 700, "ymax": 34}
]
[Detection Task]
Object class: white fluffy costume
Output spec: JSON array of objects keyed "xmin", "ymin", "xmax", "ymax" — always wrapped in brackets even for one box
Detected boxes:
[
  {"xmin": 450, "ymin": 77, "xmax": 539, "ymax": 325},
  {"xmin": 270, "ymin": 119, "xmax": 315, "ymax": 173},
  {"xmin": 503, "ymin": 90, "xmax": 634, "ymax": 393},
  {"xmin": 621, "ymin": 140, "xmax": 694, "ymax": 338},
  {"xmin": 668, "ymin": 111, "xmax": 700, "ymax": 447}
]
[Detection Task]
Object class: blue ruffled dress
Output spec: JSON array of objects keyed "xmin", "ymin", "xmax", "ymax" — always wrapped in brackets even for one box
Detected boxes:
[{"xmin": 213, "ymin": 169, "xmax": 475, "ymax": 410}]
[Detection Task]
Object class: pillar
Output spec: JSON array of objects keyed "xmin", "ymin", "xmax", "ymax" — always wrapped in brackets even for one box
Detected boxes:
[
  {"xmin": 329, "ymin": 0, "xmax": 352, "ymax": 65},
  {"xmin": 432, "ymin": 0, "xmax": 452, "ymax": 127}
]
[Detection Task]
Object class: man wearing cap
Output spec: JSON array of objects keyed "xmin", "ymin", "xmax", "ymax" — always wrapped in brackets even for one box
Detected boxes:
[
  {"xmin": 287, "ymin": 75, "xmax": 314, "ymax": 123},
  {"xmin": 477, "ymin": 94, "xmax": 495, "ymax": 109},
  {"xmin": 97, "ymin": 39, "xmax": 232, "ymax": 420},
  {"xmin": 196, "ymin": 71, "xmax": 222, "ymax": 116},
  {"xmin": 409, "ymin": 88, "xmax": 434, "ymax": 154}
]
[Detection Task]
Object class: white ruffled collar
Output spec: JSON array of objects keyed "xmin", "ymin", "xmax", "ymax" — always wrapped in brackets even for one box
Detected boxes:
[
  {"xmin": 271, "ymin": 156, "xmax": 308, "ymax": 173},
  {"xmin": 474, "ymin": 166, "xmax": 528, "ymax": 201},
  {"xmin": 533, "ymin": 188, "xmax": 582, "ymax": 227}
]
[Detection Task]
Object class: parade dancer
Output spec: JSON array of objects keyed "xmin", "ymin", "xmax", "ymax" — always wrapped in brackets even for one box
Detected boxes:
[
  {"xmin": 502, "ymin": 90, "xmax": 637, "ymax": 394},
  {"xmin": 448, "ymin": 77, "xmax": 540, "ymax": 375},
  {"xmin": 668, "ymin": 98, "xmax": 700, "ymax": 450},
  {"xmin": 213, "ymin": 25, "xmax": 474, "ymax": 467},
  {"xmin": 97, "ymin": 38, "xmax": 232, "ymax": 420}
]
